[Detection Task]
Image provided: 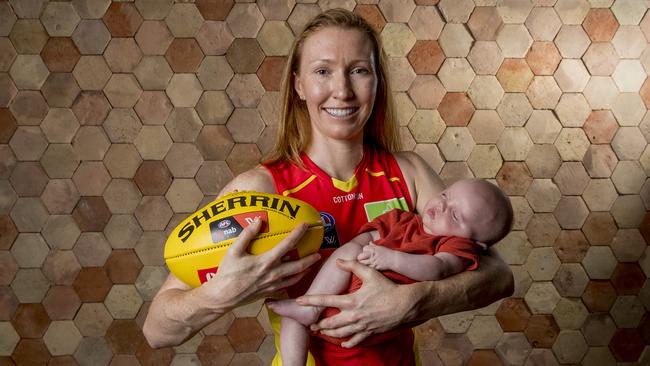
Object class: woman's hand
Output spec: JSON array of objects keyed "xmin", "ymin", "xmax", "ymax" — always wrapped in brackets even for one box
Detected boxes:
[
  {"xmin": 205, "ymin": 218, "xmax": 322, "ymax": 309},
  {"xmin": 295, "ymin": 258, "xmax": 417, "ymax": 348}
]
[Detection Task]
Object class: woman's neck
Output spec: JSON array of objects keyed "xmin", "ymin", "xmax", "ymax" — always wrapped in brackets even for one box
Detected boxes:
[{"xmin": 305, "ymin": 140, "xmax": 364, "ymax": 181}]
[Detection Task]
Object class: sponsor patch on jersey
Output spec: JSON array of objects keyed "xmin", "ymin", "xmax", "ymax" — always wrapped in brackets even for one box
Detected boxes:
[
  {"xmin": 319, "ymin": 211, "xmax": 340, "ymax": 249},
  {"xmin": 364, "ymin": 197, "xmax": 409, "ymax": 221}
]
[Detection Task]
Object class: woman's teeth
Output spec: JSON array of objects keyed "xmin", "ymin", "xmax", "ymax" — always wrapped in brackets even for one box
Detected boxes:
[{"xmin": 325, "ymin": 108, "xmax": 356, "ymax": 117}]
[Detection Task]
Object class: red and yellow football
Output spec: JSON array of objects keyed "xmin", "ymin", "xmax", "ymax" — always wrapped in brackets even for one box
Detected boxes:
[{"xmin": 164, "ymin": 191, "xmax": 324, "ymax": 288}]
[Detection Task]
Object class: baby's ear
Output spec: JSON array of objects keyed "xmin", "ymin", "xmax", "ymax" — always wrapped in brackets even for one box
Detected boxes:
[{"xmin": 476, "ymin": 242, "xmax": 488, "ymax": 250}]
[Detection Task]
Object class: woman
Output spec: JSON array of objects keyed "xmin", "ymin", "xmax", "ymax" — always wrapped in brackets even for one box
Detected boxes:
[{"xmin": 144, "ymin": 9, "xmax": 513, "ymax": 364}]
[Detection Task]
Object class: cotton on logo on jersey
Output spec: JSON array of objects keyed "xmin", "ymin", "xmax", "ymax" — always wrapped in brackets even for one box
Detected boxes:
[{"xmin": 332, "ymin": 192, "xmax": 364, "ymax": 204}]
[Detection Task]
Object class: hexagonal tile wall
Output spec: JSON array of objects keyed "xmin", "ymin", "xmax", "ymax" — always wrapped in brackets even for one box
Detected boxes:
[{"xmin": 1, "ymin": 1, "xmax": 649, "ymax": 364}]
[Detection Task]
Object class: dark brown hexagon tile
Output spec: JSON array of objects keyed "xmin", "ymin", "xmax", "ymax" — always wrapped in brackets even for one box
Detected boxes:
[
  {"xmin": 553, "ymin": 230, "xmax": 589, "ymax": 263},
  {"xmin": 496, "ymin": 162, "xmax": 533, "ymax": 196},
  {"xmin": 437, "ymin": 92, "xmax": 475, "ymax": 127},
  {"xmin": 495, "ymin": 298, "xmax": 531, "ymax": 332},
  {"xmin": 104, "ymin": 249, "xmax": 143, "ymax": 284},
  {"xmin": 103, "ymin": 2, "xmax": 143, "ymax": 37},
  {"xmin": 226, "ymin": 38, "xmax": 265, "ymax": 74},
  {"xmin": 524, "ymin": 314, "xmax": 559, "ymax": 348},
  {"xmin": 0, "ymin": 109, "xmax": 17, "ymax": 144},
  {"xmin": 0, "ymin": 286, "xmax": 19, "ymax": 321},
  {"xmin": 0, "ymin": 215, "xmax": 18, "ymax": 250},
  {"xmin": 48, "ymin": 355, "xmax": 78, "ymax": 366},
  {"xmin": 135, "ymin": 341, "xmax": 174, "ymax": 366},
  {"xmin": 197, "ymin": 335, "xmax": 235, "ymax": 366},
  {"xmin": 196, "ymin": 0, "xmax": 234, "ymax": 21},
  {"xmin": 354, "ymin": 4, "xmax": 387, "ymax": 33},
  {"xmin": 582, "ymin": 280, "xmax": 617, "ymax": 313},
  {"xmin": 256, "ymin": 57, "xmax": 287, "ymax": 91},
  {"xmin": 227, "ymin": 317, "xmax": 265, "ymax": 353},
  {"xmin": 11, "ymin": 303, "xmax": 51, "ymax": 338},
  {"xmin": 72, "ymin": 196, "xmax": 111, "ymax": 232},
  {"xmin": 640, "ymin": 213, "xmax": 650, "ymax": 243},
  {"xmin": 73, "ymin": 267, "xmax": 112, "ymax": 302},
  {"xmin": 106, "ymin": 319, "xmax": 145, "ymax": 355},
  {"xmin": 611, "ymin": 263, "xmax": 645, "ymax": 295},
  {"xmin": 42, "ymin": 286, "xmax": 81, "ymax": 320},
  {"xmin": 72, "ymin": 91, "xmax": 111, "ymax": 126},
  {"xmin": 11, "ymin": 339, "xmax": 51, "ymax": 366},
  {"xmin": 41, "ymin": 37, "xmax": 81, "ymax": 73},
  {"xmin": 134, "ymin": 160, "xmax": 172, "ymax": 195},
  {"xmin": 165, "ymin": 38, "xmax": 204, "ymax": 73},
  {"xmin": 407, "ymin": 40, "xmax": 445, "ymax": 75},
  {"xmin": 609, "ymin": 328, "xmax": 645, "ymax": 362}
]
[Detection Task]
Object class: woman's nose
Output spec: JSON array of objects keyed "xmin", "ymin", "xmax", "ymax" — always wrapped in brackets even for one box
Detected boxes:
[{"xmin": 332, "ymin": 72, "xmax": 353, "ymax": 99}]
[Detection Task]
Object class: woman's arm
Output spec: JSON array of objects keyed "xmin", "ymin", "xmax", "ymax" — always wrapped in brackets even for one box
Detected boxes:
[{"xmin": 143, "ymin": 168, "xmax": 321, "ymax": 347}]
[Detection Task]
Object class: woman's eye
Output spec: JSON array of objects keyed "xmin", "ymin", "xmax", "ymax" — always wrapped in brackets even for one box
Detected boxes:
[
  {"xmin": 315, "ymin": 69, "xmax": 328, "ymax": 75},
  {"xmin": 352, "ymin": 68, "xmax": 368, "ymax": 74}
]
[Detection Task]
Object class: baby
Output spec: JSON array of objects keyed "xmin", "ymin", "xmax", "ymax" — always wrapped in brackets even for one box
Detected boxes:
[{"xmin": 269, "ymin": 178, "xmax": 513, "ymax": 366}]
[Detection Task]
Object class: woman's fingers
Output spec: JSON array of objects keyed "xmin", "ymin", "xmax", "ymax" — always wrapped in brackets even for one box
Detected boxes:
[
  {"xmin": 341, "ymin": 332, "xmax": 371, "ymax": 348},
  {"xmin": 228, "ymin": 218, "xmax": 263, "ymax": 256},
  {"xmin": 264, "ymin": 222, "xmax": 308, "ymax": 261}
]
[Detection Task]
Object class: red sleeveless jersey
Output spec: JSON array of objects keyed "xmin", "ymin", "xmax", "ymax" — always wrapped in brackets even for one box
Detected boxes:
[{"xmin": 263, "ymin": 148, "xmax": 417, "ymax": 366}]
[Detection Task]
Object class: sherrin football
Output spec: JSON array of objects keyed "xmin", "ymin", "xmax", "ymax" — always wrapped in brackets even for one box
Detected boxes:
[{"xmin": 164, "ymin": 191, "xmax": 324, "ymax": 288}]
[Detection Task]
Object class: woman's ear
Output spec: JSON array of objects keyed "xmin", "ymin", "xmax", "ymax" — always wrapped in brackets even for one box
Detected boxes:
[{"xmin": 293, "ymin": 71, "xmax": 304, "ymax": 100}]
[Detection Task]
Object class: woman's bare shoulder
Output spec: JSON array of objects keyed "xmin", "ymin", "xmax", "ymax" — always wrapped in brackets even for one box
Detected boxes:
[{"xmin": 219, "ymin": 166, "xmax": 277, "ymax": 196}]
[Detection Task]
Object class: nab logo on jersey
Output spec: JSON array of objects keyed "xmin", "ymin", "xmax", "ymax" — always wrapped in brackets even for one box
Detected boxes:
[{"xmin": 319, "ymin": 212, "xmax": 340, "ymax": 249}]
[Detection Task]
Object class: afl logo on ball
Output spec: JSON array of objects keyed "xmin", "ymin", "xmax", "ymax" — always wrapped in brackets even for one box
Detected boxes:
[{"xmin": 218, "ymin": 220, "xmax": 231, "ymax": 229}]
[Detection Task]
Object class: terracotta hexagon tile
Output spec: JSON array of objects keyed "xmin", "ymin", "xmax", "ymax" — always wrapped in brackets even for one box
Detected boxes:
[
  {"xmin": 135, "ymin": 339, "xmax": 175, "ymax": 365},
  {"xmin": 525, "ymin": 76, "xmax": 562, "ymax": 110},
  {"xmin": 495, "ymin": 161, "xmax": 532, "ymax": 195},
  {"xmin": 195, "ymin": 126, "xmax": 234, "ymax": 161},
  {"xmin": 72, "ymin": 91, "xmax": 110, "ymax": 126},
  {"xmin": 195, "ymin": 0, "xmax": 233, "ymax": 21},
  {"xmin": 553, "ymin": 196, "xmax": 589, "ymax": 229},
  {"xmin": 72, "ymin": 20, "xmax": 111, "ymax": 55},
  {"xmin": 9, "ymin": 19, "xmax": 48, "ymax": 54},
  {"xmin": 287, "ymin": 3, "xmax": 320, "ymax": 35},
  {"xmin": 72, "ymin": 268, "xmax": 111, "ymax": 305},
  {"xmin": 525, "ymin": 213, "xmax": 560, "ymax": 248},
  {"xmin": 406, "ymin": 41, "xmax": 443, "ymax": 75},
  {"xmin": 0, "ymin": 2, "xmax": 16, "ymax": 37},
  {"xmin": 42, "ymin": 286, "xmax": 80, "ymax": 320},
  {"xmin": 437, "ymin": 93, "xmax": 475, "ymax": 127},
  {"xmin": 11, "ymin": 303, "xmax": 50, "ymax": 338},
  {"xmin": 438, "ymin": 23, "xmax": 472, "ymax": 58},
  {"xmin": 524, "ymin": 314, "xmax": 560, "ymax": 347},
  {"xmin": 497, "ymin": 59, "xmax": 534, "ymax": 93},
  {"xmin": 0, "ymin": 286, "xmax": 19, "ymax": 320},
  {"xmin": 583, "ymin": 8, "xmax": 618, "ymax": 41},
  {"xmin": 256, "ymin": 57, "xmax": 287, "ymax": 92},
  {"xmin": 226, "ymin": 74, "xmax": 265, "ymax": 108},
  {"xmin": 582, "ymin": 313, "xmax": 617, "ymax": 348},
  {"xmin": 225, "ymin": 108, "xmax": 265, "ymax": 144},
  {"xmin": 104, "ymin": 250, "xmax": 143, "ymax": 285},
  {"xmin": 257, "ymin": 21, "xmax": 295, "ymax": 57},
  {"xmin": 103, "ymin": 144, "xmax": 142, "ymax": 179},
  {"xmin": 41, "ymin": 179, "xmax": 80, "ymax": 215},
  {"xmin": 164, "ymin": 38, "xmax": 204, "ymax": 74},
  {"xmin": 0, "ymin": 181, "xmax": 17, "ymax": 216},
  {"xmin": 71, "ymin": 196, "xmax": 110, "ymax": 232},
  {"xmin": 407, "ymin": 5, "xmax": 444, "ymax": 40},
  {"xmin": 611, "ymin": 263, "xmax": 645, "ymax": 296},
  {"xmin": 72, "ymin": 126, "xmax": 111, "ymax": 161},
  {"xmin": 9, "ymin": 162, "xmax": 48, "ymax": 197},
  {"xmin": 133, "ymin": 231, "xmax": 166, "ymax": 267},
  {"xmin": 134, "ymin": 91, "xmax": 172, "ymax": 127},
  {"xmin": 612, "ymin": 229, "xmax": 646, "ymax": 262},
  {"xmin": 105, "ymin": 319, "xmax": 145, "ymax": 354},
  {"xmin": 354, "ymin": 4, "xmax": 387, "ymax": 33},
  {"xmin": 102, "ymin": 2, "xmax": 143, "ymax": 37},
  {"xmin": 553, "ymin": 263, "xmax": 589, "ymax": 297},
  {"xmin": 0, "ymin": 75, "xmax": 17, "ymax": 110},
  {"xmin": 72, "ymin": 161, "xmax": 110, "ymax": 196},
  {"xmin": 226, "ymin": 3, "xmax": 265, "ymax": 39},
  {"xmin": 196, "ymin": 336, "xmax": 235, "ymax": 365},
  {"xmin": 525, "ymin": 42, "xmax": 560, "ymax": 76},
  {"xmin": 227, "ymin": 144, "xmax": 262, "ymax": 176},
  {"xmin": 11, "ymin": 339, "xmax": 51, "ymax": 365},
  {"xmin": 166, "ymin": 74, "xmax": 203, "ymax": 107},
  {"xmin": 0, "ymin": 145, "xmax": 17, "ymax": 180},
  {"xmin": 8, "ymin": 0, "xmax": 45, "ymax": 19},
  {"xmin": 103, "ymin": 179, "xmax": 142, "ymax": 214},
  {"xmin": 134, "ymin": 161, "xmax": 172, "ymax": 196},
  {"xmin": 41, "ymin": 250, "xmax": 81, "ymax": 286},
  {"xmin": 164, "ymin": 108, "xmax": 201, "ymax": 143},
  {"xmin": 41, "ymin": 38, "xmax": 80, "ymax": 73},
  {"xmin": 41, "ymin": 73, "xmax": 81, "ymax": 108}
]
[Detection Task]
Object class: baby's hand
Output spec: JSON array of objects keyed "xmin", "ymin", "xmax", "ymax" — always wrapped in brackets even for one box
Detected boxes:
[{"xmin": 357, "ymin": 243, "xmax": 392, "ymax": 271}]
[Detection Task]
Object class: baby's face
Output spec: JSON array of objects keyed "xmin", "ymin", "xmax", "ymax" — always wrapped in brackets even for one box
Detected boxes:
[{"xmin": 421, "ymin": 180, "xmax": 497, "ymax": 242}]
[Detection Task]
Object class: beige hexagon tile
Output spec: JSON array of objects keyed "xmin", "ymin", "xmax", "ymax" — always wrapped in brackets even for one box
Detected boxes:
[
  {"xmin": 135, "ymin": 21, "xmax": 173, "ymax": 56},
  {"xmin": 41, "ymin": 2, "xmax": 80, "ymax": 37},
  {"xmin": 437, "ymin": 0, "xmax": 473, "ymax": 23},
  {"xmin": 134, "ymin": 0, "xmax": 173, "ymax": 20},
  {"xmin": 407, "ymin": 75, "xmax": 445, "ymax": 109},
  {"xmin": 497, "ymin": 59, "xmax": 534, "ymax": 93},
  {"xmin": 526, "ymin": 110, "xmax": 561, "ymax": 144},
  {"xmin": 377, "ymin": 0, "xmax": 415, "ymax": 22},
  {"xmin": 0, "ymin": 74, "xmax": 17, "ymax": 108},
  {"xmin": 525, "ymin": 144, "xmax": 562, "ymax": 178},
  {"xmin": 467, "ymin": 41, "xmax": 504, "ymax": 75},
  {"xmin": 9, "ymin": 19, "xmax": 48, "ymax": 54},
  {"xmin": 103, "ymin": 75, "xmax": 143, "ymax": 109},
  {"xmin": 552, "ymin": 330, "xmax": 588, "ymax": 364},
  {"xmin": 438, "ymin": 58, "xmax": 475, "ymax": 92},
  {"xmin": 438, "ymin": 24, "xmax": 472, "ymax": 58},
  {"xmin": 227, "ymin": 74, "xmax": 265, "ymax": 108},
  {"xmin": 611, "ymin": 126, "xmax": 646, "ymax": 160},
  {"xmin": 9, "ymin": 55, "xmax": 49, "ymax": 90},
  {"xmin": 466, "ymin": 315, "xmax": 502, "ymax": 349},
  {"xmin": 104, "ymin": 39, "xmax": 143, "ymax": 74},
  {"xmin": 467, "ymin": 110, "xmax": 504, "ymax": 144},
  {"xmin": 103, "ymin": 144, "xmax": 142, "ymax": 179},
  {"xmin": 554, "ymin": 128, "xmax": 590, "ymax": 161},
  {"xmin": 582, "ymin": 76, "xmax": 619, "ymax": 110},
  {"xmin": 11, "ymin": 233, "xmax": 49, "ymax": 268},
  {"xmin": 553, "ymin": 263, "xmax": 588, "ymax": 297},
  {"xmin": 554, "ymin": 162, "xmax": 589, "ymax": 196},
  {"xmin": 554, "ymin": 25, "xmax": 591, "ymax": 59},
  {"xmin": 510, "ymin": 265, "xmax": 533, "ymax": 298},
  {"xmin": 612, "ymin": 195, "xmax": 645, "ymax": 228},
  {"xmin": 525, "ymin": 7, "xmax": 562, "ymax": 41},
  {"xmin": 467, "ymin": 6, "xmax": 502, "ymax": 41},
  {"xmin": 72, "ymin": 56, "xmax": 111, "ymax": 91},
  {"xmin": 11, "ymin": 268, "xmax": 50, "ymax": 303},
  {"xmin": 524, "ymin": 247, "xmax": 561, "ymax": 281},
  {"xmin": 641, "ymin": 145, "xmax": 650, "ymax": 174},
  {"xmin": 553, "ymin": 297, "xmax": 588, "ymax": 330},
  {"xmin": 406, "ymin": 110, "xmax": 444, "ymax": 144},
  {"xmin": 41, "ymin": 73, "xmax": 81, "ymax": 108},
  {"xmin": 413, "ymin": 144, "xmax": 445, "ymax": 174},
  {"xmin": 387, "ymin": 57, "xmax": 416, "ymax": 92},
  {"xmin": 134, "ymin": 231, "xmax": 166, "ymax": 266},
  {"xmin": 437, "ymin": 310, "xmax": 475, "ymax": 334},
  {"xmin": 611, "ymin": 0, "xmax": 647, "ymax": 25},
  {"xmin": 197, "ymin": 57, "xmax": 233, "ymax": 92},
  {"xmin": 400, "ymin": 125, "xmax": 417, "ymax": 151},
  {"xmin": 612, "ymin": 59, "xmax": 646, "ymax": 92},
  {"xmin": 74, "ymin": 232, "xmax": 111, "ymax": 266},
  {"xmin": 555, "ymin": 93, "xmax": 591, "ymax": 128},
  {"xmin": 43, "ymin": 320, "xmax": 82, "ymax": 356},
  {"xmin": 496, "ymin": 24, "xmax": 533, "ymax": 58},
  {"xmin": 195, "ymin": 21, "xmax": 233, "ymax": 56},
  {"xmin": 104, "ymin": 284, "xmax": 143, "ymax": 319},
  {"xmin": 42, "ymin": 215, "xmax": 80, "ymax": 250},
  {"xmin": 497, "ymin": 94, "xmax": 532, "ymax": 127},
  {"xmin": 104, "ymin": 214, "xmax": 142, "ymax": 249},
  {"xmin": 524, "ymin": 281, "xmax": 561, "ymax": 314},
  {"xmin": 612, "ymin": 92, "xmax": 646, "ymax": 126},
  {"xmin": 584, "ymin": 145, "xmax": 618, "ymax": 179},
  {"xmin": 164, "ymin": 3, "xmax": 203, "ymax": 38},
  {"xmin": 288, "ymin": 3, "xmax": 321, "ymax": 35},
  {"xmin": 74, "ymin": 303, "xmax": 112, "ymax": 337},
  {"xmin": 466, "ymin": 76, "xmax": 503, "ymax": 110},
  {"xmin": 554, "ymin": 0, "xmax": 590, "ymax": 24},
  {"xmin": 257, "ymin": 21, "xmax": 294, "ymax": 57},
  {"xmin": 72, "ymin": 161, "xmax": 110, "ymax": 196},
  {"xmin": 0, "ymin": 2, "xmax": 16, "ymax": 36},
  {"xmin": 494, "ymin": 332, "xmax": 531, "ymax": 366},
  {"xmin": 467, "ymin": 145, "xmax": 502, "ymax": 178},
  {"xmin": 525, "ymin": 213, "xmax": 561, "ymax": 247},
  {"xmin": 164, "ymin": 143, "xmax": 204, "ymax": 178},
  {"xmin": 41, "ymin": 178, "xmax": 80, "ymax": 215},
  {"xmin": 165, "ymin": 179, "xmax": 203, "ymax": 213},
  {"xmin": 165, "ymin": 108, "xmax": 203, "ymax": 143},
  {"xmin": 512, "ymin": 196, "xmax": 534, "ymax": 230},
  {"xmin": 525, "ymin": 179, "xmax": 562, "ymax": 212},
  {"xmin": 135, "ymin": 91, "xmax": 173, "ymax": 126},
  {"xmin": 554, "ymin": 59, "xmax": 589, "ymax": 93},
  {"xmin": 41, "ymin": 109, "xmax": 80, "ymax": 144},
  {"xmin": 102, "ymin": 108, "xmax": 142, "ymax": 144},
  {"xmin": 72, "ymin": 20, "xmax": 111, "ymax": 55},
  {"xmin": 612, "ymin": 25, "xmax": 647, "ymax": 58},
  {"xmin": 526, "ymin": 76, "xmax": 562, "ymax": 109},
  {"xmin": 497, "ymin": 0, "xmax": 534, "ymax": 23},
  {"xmin": 554, "ymin": 196, "xmax": 590, "ymax": 229},
  {"xmin": 166, "ymin": 74, "xmax": 203, "ymax": 107},
  {"xmin": 225, "ymin": 3, "xmax": 264, "ymax": 38},
  {"xmin": 438, "ymin": 127, "xmax": 475, "ymax": 161},
  {"xmin": 582, "ymin": 42, "xmax": 619, "ymax": 77},
  {"xmin": 583, "ymin": 179, "xmax": 617, "ymax": 212},
  {"xmin": 134, "ymin": 196, "xmax": 173, "ymax": 231},
  {"xmin": 133, "ymin": 56, "xmax": 174, "ymax": 91},
  {"xmin": 612, "ymin": 160, "xmax": 646, "ymax": 194},
  {"xmin": 582, "ymin": 246, "xmax": 617, "ymax": 279},
  {"xmin": 104, "ymin": 179, "xmax": 143, "ymax": 215},
  {"xmin": 134, "ymin": 125, "xmax": 173, "ymax": 160}
]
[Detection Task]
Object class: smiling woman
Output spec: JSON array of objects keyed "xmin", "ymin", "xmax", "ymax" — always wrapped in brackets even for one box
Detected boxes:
[{"xmin": 144, "ymin": 8, "xmax": 513, "ymax": 366}]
